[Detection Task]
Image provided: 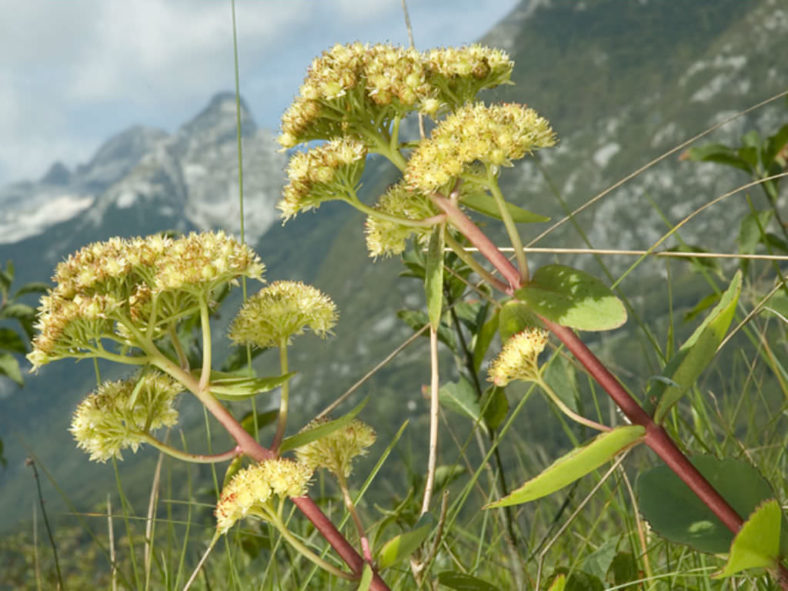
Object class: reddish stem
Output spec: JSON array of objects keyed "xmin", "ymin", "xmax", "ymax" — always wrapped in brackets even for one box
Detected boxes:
[
  {"xmin": 198, "ymin": 387, "xmax": 390, "ymax": 589},
  {"xmin": 432, "ymin": 195, "xmax": 520, "ymax": 292},
  {"xmin": 541, "ymin": 318, "xmax": 743, "ymax": 533}
]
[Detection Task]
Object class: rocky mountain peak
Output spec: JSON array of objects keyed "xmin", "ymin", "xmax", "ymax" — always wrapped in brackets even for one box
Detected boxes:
[{"xmin": 176, "ymin": 92, "xmax": 257, "ymax": 152}]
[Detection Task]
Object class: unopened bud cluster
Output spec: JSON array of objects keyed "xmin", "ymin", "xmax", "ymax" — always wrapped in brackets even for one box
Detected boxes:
[
  {"xmin": 215, "ymin": 458, "xmax": 313, "ymax": 533},
  {"xmin": 295, "ymin": 418, "xmax": 376, "ymax": 479},
  {"xmin": 229, "ymin": 281, "xmax": 338, "ymax": 348},
  {"xmin": 488, "ymin": 328, "xmax": 549, "ymax": 386},
  {"xmin": 28, "ymin": 232, "xmax": 263, "ymax": 368},
  {"xmin": 70, "ymin": 373, "xmax": 182, "ymax": 462}
]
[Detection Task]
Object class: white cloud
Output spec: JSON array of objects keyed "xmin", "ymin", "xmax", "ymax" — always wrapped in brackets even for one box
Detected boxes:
[{"xmin": 0, "ymin": 0, "xmax": 518, "ymax": 186}]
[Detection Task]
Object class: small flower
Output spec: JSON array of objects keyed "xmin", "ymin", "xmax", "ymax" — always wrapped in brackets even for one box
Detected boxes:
[
  {"xmin": 364, "ymin": 182, "xmax": 438, "ymax": 258},
  {"xmin": 278, "ymin": 138, "xmax": 367, "ymax": 220},
  {"xmin": 488, "ymin": 328, "xmax": 549, "ymax": 386},
  {"xmin": 70, "ymin": 373, "xmax": 182, "ymax": 462},
  {"xmin": 425, "ymin": 45, "xmax": 514, "ymax": 107},
  {"xmin": 295, "ymin": 418, "xmax": 376, "ymax": 479},
  {"xmin": 229, "ymin": 281, "xmax": 338, "ymax": 348},
  {"xmin": 215, "ymin": 459, "xmax": 313, "ymax": 533},
  {"xmin": 406, "ymin": 102, "xmax": 556, "ymax": 193}
]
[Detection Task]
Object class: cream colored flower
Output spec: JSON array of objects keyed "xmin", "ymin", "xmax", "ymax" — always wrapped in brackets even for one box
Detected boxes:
[
  {"xmin": 70, "ymin": 373, "xmax": 182, "ymax": 462},
  {"xmin": 406, "ymin": 102, "xmax": 556, "ymax": 193},
  {"xmin": 229, "ymin": 281, "xmax": 338, "ymax": 348},
  {"xmin": 215, "ymin": 459, "xmax": 312, "ymax": 533},
  {"xmin": 488, "ymin": 328, "xmax": 549, "ymax": 386},
  {"xmin": 364, "ymin": 182, "xmax": 437, "ymax": 258}
]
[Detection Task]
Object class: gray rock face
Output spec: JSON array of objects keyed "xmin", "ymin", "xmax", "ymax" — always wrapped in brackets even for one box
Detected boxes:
[{"xmin": 0, "ymin": 93, "xmax": 285, "ymax": 245}]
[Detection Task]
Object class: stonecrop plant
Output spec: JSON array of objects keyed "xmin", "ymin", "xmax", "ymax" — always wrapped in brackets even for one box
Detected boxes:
[{"xmin": 28, "ymin": 41, "xmax": 788, "ymax": 590}]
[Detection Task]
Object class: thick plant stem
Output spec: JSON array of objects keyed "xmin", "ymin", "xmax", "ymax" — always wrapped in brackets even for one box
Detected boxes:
[
  {"xmin": 150, "ymin": 355, "xmax": 390, "ymax": 590},
  {"xmin": 540, "ymin": 317, "xmax": 745, "ymax": 533},
  {"xmin": 271, "ymin": 339, "xmax": 290, "ymax": 451},
  {"xmin": 432, "ymin": 195, "xmax": 520, "ymax": 291}
]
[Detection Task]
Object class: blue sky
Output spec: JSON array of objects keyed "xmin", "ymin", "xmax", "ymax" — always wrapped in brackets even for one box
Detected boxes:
[{"xmin": 0, "ymin": 0, "xmax": 519, "ymax": 186}]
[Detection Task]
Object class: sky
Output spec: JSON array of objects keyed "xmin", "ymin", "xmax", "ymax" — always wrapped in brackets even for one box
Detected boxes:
[{"xmin": 0, "ymin": 0, "xmax": 519, "ymax": 187}]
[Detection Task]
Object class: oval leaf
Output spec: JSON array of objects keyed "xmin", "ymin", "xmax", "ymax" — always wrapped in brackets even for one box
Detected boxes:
[
  {"xmin": 439, "ymin": 378, "xmax": 482, "ymax": 426},
  {"xmin": 715, "ymin": 499, "xmax": 781, "ymax": 578},
  {"xmin": 0, "ymin": 352, "xmax": 23, "ymax": 386},
  {"xmin": 377, "ymin": 513, "xmax": 436, "ymax": 569},
  {"xmin": 486, "ymin": 425, "xmax": 645, "ymax": 508},
  {"xmin": 461, "ymin": 191, "xmax": 549, "ymax": 223},
  {"xmin": 515, "ymin": 265, "xmax": 627, "ymax": 331},
  {"xmin": 498, "ymin": 301, "xmax": 541, "ymax": 342},
  {"xmin": 437, "ymin": 571, "xmax": 499, "ymax": 591},
  {"xmin": 636, "ymin": 455, "xmax": 784, "ymax": 554},
  {"xmin": 652, "ymin": 271, "xmax": 741, "ymax": 423},
  {"xmin": 279, "ymin": 398, "xmax": 368, "ymax": 453},
  {"xmin": 209, "ymin": 372, "xmax": 294, "ymax": 400},
  {"xmin": 425, "ymin": 225, "xmax": 445, "ymax": 330}
]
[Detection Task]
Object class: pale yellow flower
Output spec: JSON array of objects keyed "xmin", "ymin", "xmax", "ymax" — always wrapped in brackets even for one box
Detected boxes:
[
  {"xmin": 295, "ymin": 418, "xmax": 376, "ymax": 479},
  {"xmin": 488, "ymin": 328, "xmax": 549, "ymax": 386},
  {"xmin": 229, "ymin": 281, "xmax": 338, "ymax": 348}
]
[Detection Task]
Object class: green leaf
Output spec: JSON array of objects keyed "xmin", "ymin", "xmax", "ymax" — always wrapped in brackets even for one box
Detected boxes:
[
  {"xmin": 0, "ymin": 302, "xmax": 36, "ymax": 321},
  {"xmin": 715, "ymin": 499, "xmax": 781, "ymax": 578},
  {"xmin": 439, "ymin": 377, "xmax": 482, "ymax": 425},
  {"xmin": 208, "ymin": 372, "xmax": 294, "ymax": 400},
  {"xmin": 653, "ymin": 271, "xmax": 741, "ymax": 423},
  {"xmin": 472, "ymin": 307, "xmax": 499, "ymax": 373},
  {"xmin": 486, "ymin": 425, "xmax": 645, "ymax": 508},
  {"xmin": 0, "ymin": 437, "xmax": 6, "ymax": 468},
  {"xmin": 434, "ymin": 465, "xmax": 465, "ymax": 491},
  {"xmin": 763, "ymin": 123, "xmax": 788, "ymax": 167},
  {"xmin": 609, "ymin": 552, "xmax": 639, "ymax": 587},
  {"xmin": 358, "ymin": 564, "xmax": 374, "ymax": 591},
  {"xmin": 397, "ymin": 309, "xmax": 456, "ymax": 352},
  {"xmin": 636, "ymin": 455, "xmax": 786, "ymax": 554},
  {"xmin": 425, "ymin": 225, "xmax": 444, "ymax": 330},
  {"xmin": 565, "ymin": 571, "xmax": 604, "ymax": 591},
  {"xmin": 544, "ymin": 353, "xmax": 579, "ymax": 413},
  {"xmin": 481, "ymin": 386, "xmax": 508, "ymax": 432},
  {"xmin": 376, "ymin": 513, "xmax": 436, "ymax": 569},
  {"xmin": 436, "ymin": 571, "xmax": 499, "ymax": 591},
  {"xmin": 738, "ymin": 210, "xmax": 773, "ymax": 255},
  {"xmin": 761, "ymin": 292, "xmax": 788, "ymax": 320},
  {"xmin": 547, "ymin": 574, "xmax": 566, "ymax": 591},
  {"xmin": 222, "ymin": 455, "xmax": 245, "ymax": 488},
  {"xmin": 581, "ymin": 536, "xmax": 619, "ymax": 581},
  {"xmin": 279, "ymin": 398, "xmax": 368, "ymax": 453},
  {"xmin": 0, "ymin": 328, "xmax": 27, "ymax": 354},
  {"xmin": 0, "ymin": 352, "xmax": 23, "ymax": 386},
  {"xmin": 12, "ymin": 282, "xmax": 50, "ymax": 299},
  {"xmin": 515, "ymin": 265, "xmax": 627, "ymax": 332},
  {"xmin": 685, "ymin": 143, "xmax": 752, "ymax": 173},
  {"xmin": 498, "ymin": 300, "xmax": 540, "ymax": 342},
  {"xmin": 461, "ymin": 191, "xmax": 549, "ymax": 223},
  {"xmin": 239, "ymin": 409, "xmax": 279, "ymax": 436}
]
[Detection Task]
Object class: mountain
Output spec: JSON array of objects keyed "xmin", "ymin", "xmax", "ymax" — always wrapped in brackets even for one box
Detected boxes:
[
  {"xmin": 0, "ymin": 92, "xmax": 285, "ymax": 256},
  {"xmin": 0, "ymin": 0, "xmax": 786, "ymax": 534}
]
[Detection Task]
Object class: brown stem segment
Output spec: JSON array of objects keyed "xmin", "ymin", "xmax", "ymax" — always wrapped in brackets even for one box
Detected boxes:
[
  {"xmin": 541, "ymin": 318, "xmax": 744, "ymax": 532},
  {"xmin": 152, "ymin": 358, "xmax": 389, "ymax": 590}
]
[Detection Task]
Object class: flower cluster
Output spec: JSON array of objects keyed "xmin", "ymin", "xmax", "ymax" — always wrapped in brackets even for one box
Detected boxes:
[
  {"xmin": 229, "ymin": 281, "xmax": 338, "ymax": 348},
  {"xmin": 406, "ymin": 102, "xmax": 556, "ymax": 193},
  {"xmin": 278, "ymin": 138, "xmax": 367, "ymax": 219},
  {"xmin": 70, "ymin": 373, "xmax": 182, "ymax": 462},
  {"xmin": 364, "ymin": 182, "xmax": 438, "ymax": 257},
  {"xmin": 28, "ymin": 232, "xmax": 264, "ymax": 369},
  {"xmin": 279, "ymin": 43, "xmax": 513, "ymax": 148},
  {"xmin": 488, "ymin": 328, "xmax": 549, "ymax": 386},
  {"xmin": 295, "ymin": 418, "xmax": 376, "ymax": 479},
  {"xmin": 215, "ymin": 458, "xmax": 313, "ymax": 533}
]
